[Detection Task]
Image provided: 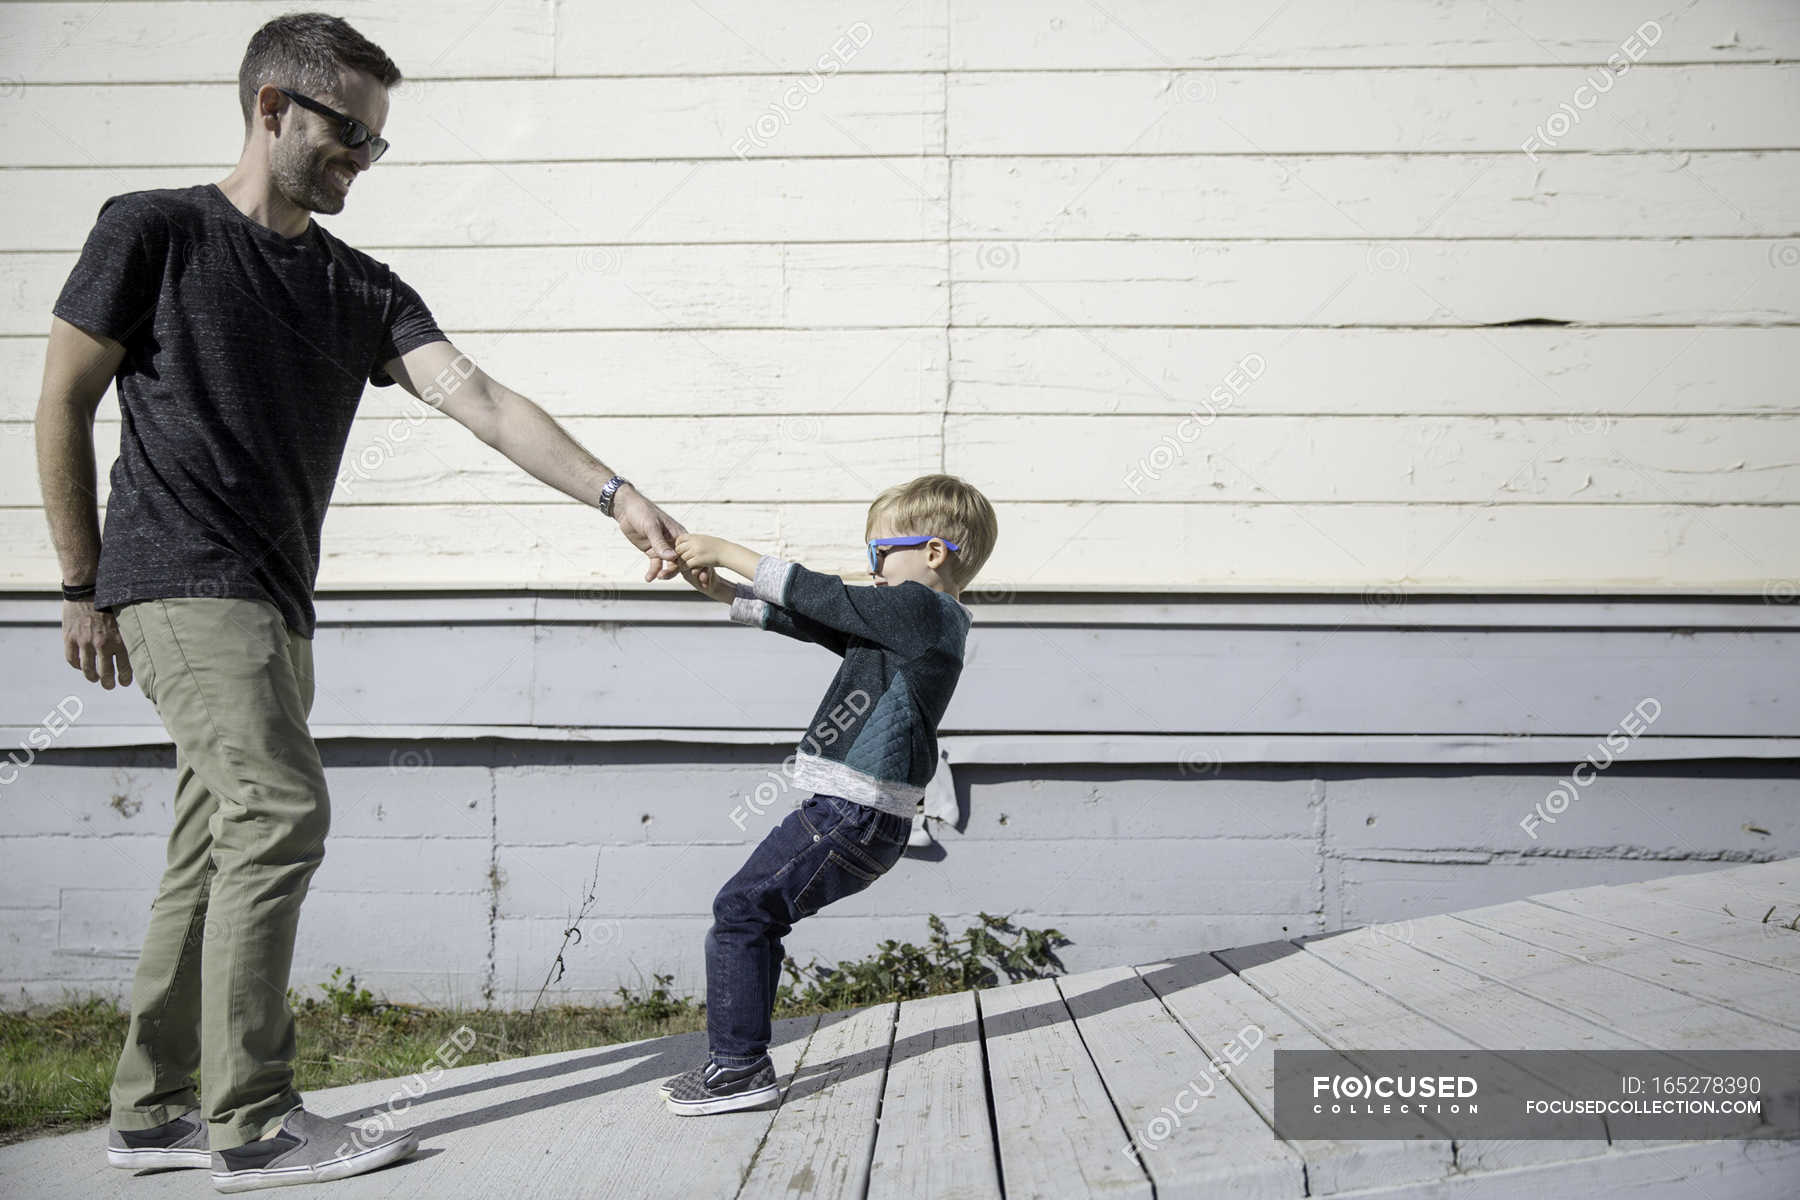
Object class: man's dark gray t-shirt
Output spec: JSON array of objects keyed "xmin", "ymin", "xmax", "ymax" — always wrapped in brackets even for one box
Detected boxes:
[{"xmin": 53, "ymin": 183, "xmax": 446, "ymax": 637}]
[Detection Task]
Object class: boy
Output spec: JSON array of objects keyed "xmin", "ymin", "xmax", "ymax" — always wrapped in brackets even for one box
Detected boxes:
[{"xmin": 663, "ymin": 473, "xmax": 998, "ymax": 1115}]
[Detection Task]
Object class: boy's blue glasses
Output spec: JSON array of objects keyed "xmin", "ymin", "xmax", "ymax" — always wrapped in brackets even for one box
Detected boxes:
[{"xmin": 868, "ymin": 535, "xmax": 959, "ymax": 574}]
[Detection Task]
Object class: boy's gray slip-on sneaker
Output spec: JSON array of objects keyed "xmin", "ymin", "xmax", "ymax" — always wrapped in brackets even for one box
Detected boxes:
[
  {"xmin": 210, "ymin": 1107, "xmax": 418, "ymax": 1193},
  {"xmin": 665, "ymin": 1058, "xmax": 780, "ymax": 1116},
  {"xmin": 107, "ymin": 1107, "xmax": 210, "ymax": 1169},
  {"xmin": 659, "ymin": 1065, "xmax": 705, "ymax": 1098}
]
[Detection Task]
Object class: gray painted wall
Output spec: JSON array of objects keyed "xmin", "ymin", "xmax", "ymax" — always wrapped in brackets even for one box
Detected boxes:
[{"xmin": 2, "ymin": 592, "xmax": 1795, "ymax": 1009}]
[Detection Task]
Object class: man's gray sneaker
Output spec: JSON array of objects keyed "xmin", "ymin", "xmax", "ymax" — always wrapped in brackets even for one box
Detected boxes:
[
  {"xmin": 210, "ymin": 1107, "xmax": 418, "ymax": 1193},
  {"xmin": 107, "ymin": 1107, "xmax": 210, "ymax": 1169},
  {"xmin": 665, "ymin": 1058, "xmax": 779, "ymax": 1116}
]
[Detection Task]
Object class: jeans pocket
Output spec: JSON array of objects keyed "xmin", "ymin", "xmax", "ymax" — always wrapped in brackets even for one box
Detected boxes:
[
  {"xmin": 795, "ymin": 796, "xmax": 823, "ymax": 841},
  {"xmin": 872, "ymin": 824, "xmax": 910, "ymax": 870},
  {"xmin": 873, "ymin": 811, "xmax": 913, "ymax": 848},
  {"xmin": 793, "ymin": 849, "xmax": 883, "ymax": 918}
]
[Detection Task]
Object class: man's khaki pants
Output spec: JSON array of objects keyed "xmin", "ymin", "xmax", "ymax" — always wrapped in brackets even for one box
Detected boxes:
[{"xmin": 108, "ymin": 598, "xmax": 328, "ymax": 1151}]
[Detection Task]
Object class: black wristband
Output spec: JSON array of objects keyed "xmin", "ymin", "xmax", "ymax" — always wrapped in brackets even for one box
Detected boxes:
[{"xmin": 61, "ymin": 582, "xmax": 97, "ymax": 602}]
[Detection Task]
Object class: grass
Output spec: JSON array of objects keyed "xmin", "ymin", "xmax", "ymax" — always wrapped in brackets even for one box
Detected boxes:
[
  {"xmin": 1, "ymin": 997, "xmax": 125, "ymax": 1146},
  {"xmin": 1, "ymin": 915, "xmax": 1068, "ymax": 1146},
  {"xmin": 0, "ymin": 981, "xmax": 709, "ymax": 1148}
]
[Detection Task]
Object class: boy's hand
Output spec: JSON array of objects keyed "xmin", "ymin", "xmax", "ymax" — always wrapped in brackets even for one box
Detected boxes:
[
  {"xmin": 674, "ymin": 532, "xmax": 725, "ymax": 571},
  {"xmin": 680, "ymin": 564, "xmax": 735, "ymax": 604},
  {"xmin": 676, "ymin": 532, "xmax": 761, "ymax": 581}
]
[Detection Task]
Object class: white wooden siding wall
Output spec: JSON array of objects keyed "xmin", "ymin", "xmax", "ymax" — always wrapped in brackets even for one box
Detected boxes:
[{"xmin": 2, "ymin": 1, "xmax": 1797, "ymax": 591}]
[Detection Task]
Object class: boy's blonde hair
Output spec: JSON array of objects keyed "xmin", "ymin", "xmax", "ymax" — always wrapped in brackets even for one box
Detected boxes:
[{"xmin": 864, "ymin": 474, "xmax": 998, "ymax": 589}]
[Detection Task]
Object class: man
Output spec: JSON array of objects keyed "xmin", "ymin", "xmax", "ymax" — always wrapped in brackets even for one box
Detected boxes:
[{"xmin": 35, "ymin": 13, "xmax": 683, "ymax": 1191}]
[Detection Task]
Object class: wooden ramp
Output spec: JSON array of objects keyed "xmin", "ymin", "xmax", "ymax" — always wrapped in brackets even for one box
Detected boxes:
[{"xmin": 4, "ymin": 860, "xmax": 1798, "ymax": 1198}]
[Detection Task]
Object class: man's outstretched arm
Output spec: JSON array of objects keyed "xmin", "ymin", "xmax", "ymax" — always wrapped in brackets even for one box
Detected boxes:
[
  {"xmin": 384, "ymin": 341, "xmax": 685, "ymax": 582},
  {"xmin": 36, "ymin": 316, "xmax": 133, "ymax": 688}
]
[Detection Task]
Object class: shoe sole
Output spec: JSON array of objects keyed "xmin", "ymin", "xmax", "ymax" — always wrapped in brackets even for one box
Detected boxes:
[
  {"xmin": 665, "ymin": 1083, "xmax": 780, "ymax": 1116},
  {"xmin": 209, "ymin": 1133, "xmax": 419, "ymax": 1193},
  {"xmin": 108, "ymin": 1145, "xmax": 212, "ymax": 1169}
]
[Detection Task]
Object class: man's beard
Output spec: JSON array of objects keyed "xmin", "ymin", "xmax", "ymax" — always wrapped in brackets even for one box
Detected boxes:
[{"xmin": 271, "ymin": 138, "xmax": 344, "ymax": 216}]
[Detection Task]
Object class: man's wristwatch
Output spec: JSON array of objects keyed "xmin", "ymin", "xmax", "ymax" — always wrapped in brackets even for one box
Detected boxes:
[{"xmin": 598, "ymin": 475, "xmax": 630, "ymax": 519}]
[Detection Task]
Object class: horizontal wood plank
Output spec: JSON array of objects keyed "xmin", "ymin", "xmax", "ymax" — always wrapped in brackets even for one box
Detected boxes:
[
  {"xmin": 0, "ymin": 75, "xmax": 944, "ymax": 166},
  {"xmin": 949, "ymin": 239, "xmax": 1800, "ymax": 327},
  {"xmin": 14, "ymin": 413, "xmax": 1795, "ymax": 507},
  {"xmin": 5, "ymin": 160, "xmax": 948, "ymax": 252},
  {"xmin": 10, "ymin": 321, "xmax": 1792, "ymax": 425},
  {"xmin": 3, "ymin": 243, "xmax": 947, "ymax": 334},
  {"xmin": 1, "ymin": 503, "xmax": 1796, "ymax": 591},
  {"xmin": 944, "ymin": 414, "xmax": 1800, "ymax": 504},
  {"xmin": 953, "ymin": 153, "xmax": 1800, "ymax": 240},
  {"xmin": 14, "ymin": 150, "xmax": 1788, "ymax": 252},
  {"xmin": 948, "ymin": 67, "xmax": 1800, "ymax": 154},
  {"xmin": 949, "ymin": 1, "xmax": 1800, "ymax": 68},
  {"xmin": 13, "ymin": 2, "xmax": 1799, "ymax": 82},
  {"xmin": 555, "ymin": 0, "xmax": 947, "ymax": 76},
  {"xmin": 2, "ymin": 417, "xmax": 946, "ymax": 508},
  {"xmin": 0, "ymin": 329, "xmax": 948, "ymax": 423},
  {"xmin": 945, "ymin": 327, "xmax": 1800, "ymax": 416},
  {"xmin": 0, "ymin": 1, "xmax": 557, "ymax": 82}
]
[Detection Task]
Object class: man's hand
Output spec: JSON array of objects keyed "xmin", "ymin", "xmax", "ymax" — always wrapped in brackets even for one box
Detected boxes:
[
  {"xmin": 62, "ymin": 600, "xmax": 132, "ymax": 689},
  {"xmin": 612, "ymin": 484, "xmax": 685, "ymax": 582},
  {"xmin": 39, "ymin": 317, "xmax": 126, "ymax": 688}
]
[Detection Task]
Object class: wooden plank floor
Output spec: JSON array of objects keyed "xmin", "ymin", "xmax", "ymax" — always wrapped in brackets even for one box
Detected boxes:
[{"xmin": 4, "ymin": 861, "xmax": 1798, "ymax": 1198}]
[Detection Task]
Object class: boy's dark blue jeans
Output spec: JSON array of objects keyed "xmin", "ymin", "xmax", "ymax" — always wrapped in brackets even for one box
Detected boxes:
[{"xmin": 705, "ymin": 793, "xmax": 911, "ymax": 1067}]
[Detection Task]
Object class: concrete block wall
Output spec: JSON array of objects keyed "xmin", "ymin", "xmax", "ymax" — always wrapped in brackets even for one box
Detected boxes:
[
  {"xmin": 5, "ymin": 589, "xmax": 1794, "ymax": 1008},
  {"xmin": 7, "ymin": 744, "xmax": 1794, "ymax": 1010}
]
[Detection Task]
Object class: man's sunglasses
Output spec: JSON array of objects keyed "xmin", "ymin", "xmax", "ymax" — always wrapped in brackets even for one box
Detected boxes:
[
  {"xmin": 277, "ymin": 88, "xmax": 390, "ymax": 163},
  {"xmin": 868, "ymin": 536, "xmax": 960, "ymax": 574}
]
